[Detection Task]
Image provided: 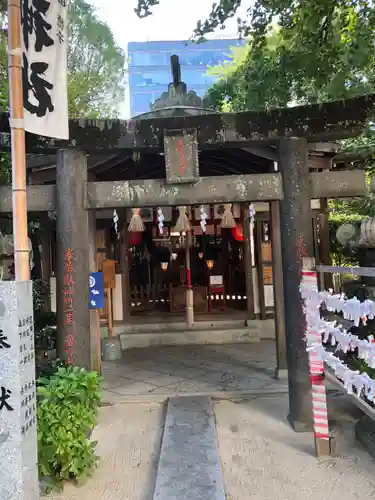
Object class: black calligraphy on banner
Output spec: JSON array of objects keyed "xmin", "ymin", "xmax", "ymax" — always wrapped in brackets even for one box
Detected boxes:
[
  {"xmin": 0, "ymin": 387, "xmax": 13, "ymax": 412},
  {"xmin": 23, "ymin": 54, "xmax": 54, "ymax": 117},
  {"xmin": 21, "ymin": 0, "xmax": 54, "ymax": 52},
  {"xmin": 0, "ymin": 330, "xmax": 10, "ymax": 349},
  {"xmin": 56, "ymin": 14, "xmax": 64, "ymax": 43}
]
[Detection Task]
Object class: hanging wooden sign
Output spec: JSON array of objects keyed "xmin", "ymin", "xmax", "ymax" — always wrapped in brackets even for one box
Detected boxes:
[
  {"xmin": 164, "ymin": 129, "xmax": 199, "ymax": 184},
  {"xmin": 261, "ymin": 242, "xmax": 272, "ymax": 262},
  {"xmin": 263, "ymin": 265, "xmax": 273, "ymax": 285}
]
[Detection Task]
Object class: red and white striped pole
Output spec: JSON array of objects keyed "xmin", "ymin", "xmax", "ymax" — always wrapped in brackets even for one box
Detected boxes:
[{"xmin": 302, "ymin": 266, "xmax": 333, "ymax": 456}]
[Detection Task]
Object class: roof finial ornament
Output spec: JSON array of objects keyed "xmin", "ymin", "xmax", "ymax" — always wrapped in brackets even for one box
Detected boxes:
[{"xmin": 170, "ymin": 55, "xmax": 181, "ymax": 87}]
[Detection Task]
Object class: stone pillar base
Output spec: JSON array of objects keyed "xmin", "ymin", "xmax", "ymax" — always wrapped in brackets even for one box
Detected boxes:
[
  {"xmin": 274, "ymin": 368, "xmax": 288, "ymax": 381},
  {"xmin": 287, "ymin": 414, "xmax": 313, "ymax": 433}
]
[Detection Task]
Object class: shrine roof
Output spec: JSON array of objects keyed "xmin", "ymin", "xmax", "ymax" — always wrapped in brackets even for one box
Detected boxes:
[
  {"xmin": 1, "ymin": 93, "xmax": 375, "ymax": 154},
  {"xmin": 26, "ymin": 147, "xmax": 274, "ymax": 184}
]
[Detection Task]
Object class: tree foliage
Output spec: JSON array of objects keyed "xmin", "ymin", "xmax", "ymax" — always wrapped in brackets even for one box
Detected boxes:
[
  {"xmin": 136, "ymin": 0, "xmax": 375, "ymax": 110},
  {"xmin": 0, "ymin": 0, "xmax": 126, "ymax": 185},
  {"xmin": 136, "ymin": 0, "xmax": 375, "ymax": 256},
  {"xmin": 0, "ymin": 0, "xmax": 125, "ymax": 118},
  {"xmin": 67, "ymin": 0, "xmax": 126, "ymax": 118}
]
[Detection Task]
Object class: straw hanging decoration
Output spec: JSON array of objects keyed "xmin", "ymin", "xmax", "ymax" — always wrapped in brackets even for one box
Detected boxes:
[
  {"xmin": 174, "ymin": 206, "xmax": 191, "ymax": 233},
  {"xmin": 220, "ymin": 204, "xmax": 236, "ymax": 228},
  {"xmin": 128, "ymin": 208, "xmax": 145, "ymax": 232}
]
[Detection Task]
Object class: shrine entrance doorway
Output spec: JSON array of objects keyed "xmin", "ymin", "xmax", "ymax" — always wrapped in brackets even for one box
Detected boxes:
[{"xmin": 126, "ymin": 205, "xmax": 249, "ymax": 320}]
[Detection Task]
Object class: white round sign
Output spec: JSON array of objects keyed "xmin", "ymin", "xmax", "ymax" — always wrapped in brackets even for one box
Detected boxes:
[{"xmin": 89, "ymin": 276, "xmax": 96, "ymax": 288}]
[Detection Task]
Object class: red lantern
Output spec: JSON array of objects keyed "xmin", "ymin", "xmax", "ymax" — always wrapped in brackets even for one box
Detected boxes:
[
  {"xmin": 232, "ymin": 223, "xmax": 244, "ymax": 242},
  {"xmin": 128, "ymin": 231, "xmax": 142, "ymax": 247}
]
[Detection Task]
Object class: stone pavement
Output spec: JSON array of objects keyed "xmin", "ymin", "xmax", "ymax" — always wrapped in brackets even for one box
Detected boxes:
[
  {"xmin": 48, "ymin": 391, "xmax": 375, "ymax": 500},
  {"xmin": 215, "ymin": 392, "xmax": 375, "ymax": 500},
  {"xmin": 101, "ymin": 341, "xmax": 288, "ymax": 403},
  {"xmin": 152, "ymin": 396, "xmax": 226, "ymax": 500}
]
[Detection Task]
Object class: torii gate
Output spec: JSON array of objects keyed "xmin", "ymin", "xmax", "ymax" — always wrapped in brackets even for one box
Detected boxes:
[{"xmin": 0, "ymin": 92, "xmax": 374, "ymax": 432}]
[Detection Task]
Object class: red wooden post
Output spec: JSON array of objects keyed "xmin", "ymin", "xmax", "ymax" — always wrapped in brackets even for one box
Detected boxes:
[{"xmin": 302, "ymin": 266, "xmax": 333, "ymax": 456}]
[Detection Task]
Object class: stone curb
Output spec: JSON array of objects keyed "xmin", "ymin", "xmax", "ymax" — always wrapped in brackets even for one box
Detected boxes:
[
  {"xmin": 101, "ymin": 387, "xmax": 289, "ymax": 405},
  {"xmin": 355, "ymin": 415, "xmax": 375, "ymax": 459}
]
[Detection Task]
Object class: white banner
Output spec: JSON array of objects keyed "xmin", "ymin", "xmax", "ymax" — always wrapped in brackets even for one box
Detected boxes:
[{"xmin": 21, "ymin": 0, "xmax": 69, "ymax": 139}]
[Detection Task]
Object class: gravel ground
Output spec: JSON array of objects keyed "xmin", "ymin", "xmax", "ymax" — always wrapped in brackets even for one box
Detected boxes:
[
  {"xmin": 47, "ymin": 403, "xmax": 165, "ymax": 500},
  {"xmin": 214, "ymin": 392, "xmax": 375, "ymax": 500}
]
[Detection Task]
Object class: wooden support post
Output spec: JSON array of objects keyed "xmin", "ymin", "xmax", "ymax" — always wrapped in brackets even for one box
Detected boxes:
[
  {"xmin": 242, "ymin": 204, "xmax": 255, "ymax": 320},
  {"xmin": 279, "ymin": 138, "xmax": 313, "ymax": 432},
  {"xmin": 121, "ymin": 228, "xmax": 131, "ymax": 324},
  {"xmin": 302, "ymin": 261, "xmax": 334, "ymax": 457},
  {"xmin": 56, "ymin": 149, "xmax": 91, "ymax": 369},
  {"xmin": 8, "ymin": 0, "xmax": 30, "ymax": 281},
  {"xmin": 270, "ymin": 201, "xmax": 287, "ymax": 377},
  {"xmin": 107, "ymin": 288, "xmax": 113, "ymax": 336},
  {"xmin": 88, "ymin": 210, "xmax": 101, "ymax": 373},
  {"xmin": 102, "ymin": 258, "xmax": 116, "ymax": 336},
  {"xmin": 255, "ymin": 220, "xmax": 266, "ymax": 320},
  {"xmin": 185, "ymin": 230, "xmax": 194, "ymax": 327}
]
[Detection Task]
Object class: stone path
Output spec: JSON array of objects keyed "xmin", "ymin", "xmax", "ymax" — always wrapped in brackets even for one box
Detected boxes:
[
  {"xmin": 215, "ymin": 393, "xmax": 375, "ymax": 500},
  {"xmin": 101, "ymin": 341, "xmax": 287, "ymax": 403},
  {"xmin": 153, "ymin": 396, "xmax": 225, "ymax": 500}
]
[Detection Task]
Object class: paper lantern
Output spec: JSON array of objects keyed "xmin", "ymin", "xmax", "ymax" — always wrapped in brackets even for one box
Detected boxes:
[
  {"xmin": 232, "ymin": 223, "xmax": 244, "ymax": 242},
  {"xmin": 128, "ymin": 231, "xmax": 142, "ymax": 247}
]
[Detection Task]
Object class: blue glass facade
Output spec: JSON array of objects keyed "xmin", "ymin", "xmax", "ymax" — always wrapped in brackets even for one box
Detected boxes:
[{"xmin": 128, "ymin": 39, "xmax": 245, "ymax": 117}]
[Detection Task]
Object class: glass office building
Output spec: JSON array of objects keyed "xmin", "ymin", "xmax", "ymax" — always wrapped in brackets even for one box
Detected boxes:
[{"xmin": 128, "ymin": 39, "xmax": 245, "ymax": 117}]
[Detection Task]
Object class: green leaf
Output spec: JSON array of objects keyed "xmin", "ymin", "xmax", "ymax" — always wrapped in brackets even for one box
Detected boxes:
[{"xmin": 36, "ymin": 364, "xmax": 101, "ymax": 492}]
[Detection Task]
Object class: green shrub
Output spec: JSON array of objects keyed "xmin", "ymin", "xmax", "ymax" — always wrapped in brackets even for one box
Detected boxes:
[{"xmin": 37, "ymin": 366, "xmax": 102, "ymax": 492}]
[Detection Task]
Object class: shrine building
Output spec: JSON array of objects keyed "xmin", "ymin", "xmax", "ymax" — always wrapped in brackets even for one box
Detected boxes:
[{"xmin": 0, "ymin": 56, "xmax": 373, "ymax": 428}]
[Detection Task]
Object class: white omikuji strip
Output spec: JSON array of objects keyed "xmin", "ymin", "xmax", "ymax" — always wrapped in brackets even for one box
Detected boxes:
[
  {"xmin": 300, "ymin": 279, "xmax": 375, "ymax": 403},
  {"xmin": 302, "ymin": 270, "xmax": 330, "ymax": 440}
]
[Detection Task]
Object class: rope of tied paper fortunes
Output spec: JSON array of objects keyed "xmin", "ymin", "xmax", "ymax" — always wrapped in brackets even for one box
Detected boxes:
[{"xmin": 300, "ymin": 283, "xmax": 375, "ymax": 403}]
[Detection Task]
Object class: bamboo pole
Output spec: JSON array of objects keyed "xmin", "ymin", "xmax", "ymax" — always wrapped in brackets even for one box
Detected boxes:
[{"xmin": 8, "ymin": 0, "xmax": 30, "ymax": 280}]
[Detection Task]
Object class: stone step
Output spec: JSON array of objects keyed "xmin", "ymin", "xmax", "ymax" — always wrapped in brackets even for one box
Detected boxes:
[
  {"xmin": 116, "ymin": 318, "xmax": 248, "ymax": 335},
  {"xmin": 119, "ymin": 326, "xmax": 260, "ymax": 350},
  {"xmin": 152, "ymin": 396, "xmax": 225, "ymax": 500}
]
